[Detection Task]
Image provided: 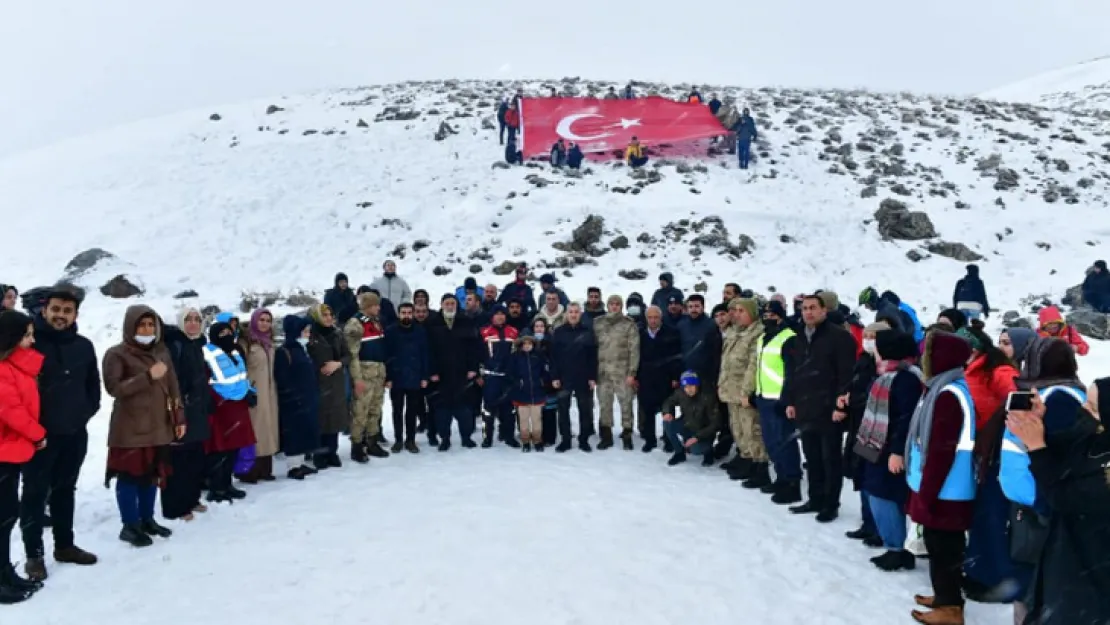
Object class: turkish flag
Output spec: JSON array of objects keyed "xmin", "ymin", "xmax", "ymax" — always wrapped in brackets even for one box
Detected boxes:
[{"xmin": 519, "ymin": 97, "xmax": 726, "ymax": 158}]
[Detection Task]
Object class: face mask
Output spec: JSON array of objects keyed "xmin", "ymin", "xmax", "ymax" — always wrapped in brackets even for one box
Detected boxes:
[
  {"xmin": 134, "ymin": 334, "xmax": 156, "ymax": 345},
  {"xmin": 534, "ymin": 332, "xmax": 544, "ymax": 341},
  {"xmin": 443, "ymin": 310, "xmax": 456, "ymax": 319},
  {"xmin": 762, "ymin": 319, "xmax": 779, "ymax": 333},
  {"xmin": 296, "ymin": 337, "xmax": 310, "ymax": 346},
  {"xmin": 627, "ymin": 306, "xmax": 642, "ymax": 316},
  {"xmin": 863, "ymin": 339, "xmax": 877, "ymax": 354}
]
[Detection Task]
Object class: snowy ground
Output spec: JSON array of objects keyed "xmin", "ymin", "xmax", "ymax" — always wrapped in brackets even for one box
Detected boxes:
[
  {"xmin": 3, "ymin": 76, "xmax": 1109, "ymax": 623},
  {"xmin": 982, "ymin": 55, "xmax": 1110, "ymax": 111}
]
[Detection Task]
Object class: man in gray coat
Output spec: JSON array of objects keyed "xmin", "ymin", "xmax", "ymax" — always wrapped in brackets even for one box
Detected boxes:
[{"xmin": 369, "ymin": 260, "xmax": 413, "ymax": 306}]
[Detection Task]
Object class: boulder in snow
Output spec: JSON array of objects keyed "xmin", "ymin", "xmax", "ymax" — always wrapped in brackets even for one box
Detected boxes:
[
  {"xmin": 610, "ymin": 236, "xmax": 629, "ymax": 250},
  {"xmin": 63, "ymin": 248, "xmax": 116, "ymax": 279},
  {"xmin": 924, "ymin": 241, "xmax": 983, "ymax": 262},
  {"xmin": 874, "ymin": 198, "xmax": 937, "ymax": 241},
  {"xmin": 618, "ymin": 269, "xmax": 648, "ymax": 280},
  {"xmin": 174, "ymin": 289, "xmax": 199, "ymax": 299},
  {"xmin": 1065, "ymin": 310, "xmax": 1109, "ymax": 340},
  {"xmin": 1062, "ymin": 283, "xmax": 1085, "ymax": 308},
  {"xmin": 1002, "ymin": 311, "xmax": 1033, "ymax": 330},
  {"xmin": 492, "ymin": 260, "xmax": 519, "ymax": 276},
  {"xmin": 434, "ymin": 120, "xmax": 458, "ymax": 141},
  {"xmin": 100, "ymin": 275, "xmax": 143, "ymax": 299},
  {"xmin": 570, "ymin": 215, "xmax": 604, "ymax": 253},
  {"xmin": 432, "ymin": 266, "xmax": 452, "ymax": 276}
]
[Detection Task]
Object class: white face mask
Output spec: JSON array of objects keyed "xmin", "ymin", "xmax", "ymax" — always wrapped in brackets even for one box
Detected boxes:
[
  {"xmin": 296, "ymin": 337, "xmax": 309, "ymax": 347},
  {"xmin": 627, "ymin": 305, "xmax": 642, "ymax": 316},
  {"xmin": 134, "ymin": 334, "xmax": 156, "ymax": 345},
  {"xmin": 863, "ymin": 339, "xmax": 876, "ymax": 354},
  {"xmin": 534, "ymin": 332, "xmax": 545, "ymax": 341}
]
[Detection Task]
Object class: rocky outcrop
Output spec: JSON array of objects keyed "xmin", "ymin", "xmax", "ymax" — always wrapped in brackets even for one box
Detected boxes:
[
  {"xmin": 874, "ymin": 198, "xmax": 937, "ymax": 241},
  {"xmin": 100, "ymin": 275, "xmax": 143, "ymax": 299},
  {"xmin": 1066, "ymin": 310, "xmax": 1109, "ymax": 340}
]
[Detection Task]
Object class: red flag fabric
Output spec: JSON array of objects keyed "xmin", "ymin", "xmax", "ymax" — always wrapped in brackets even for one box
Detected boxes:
[{"xmin": 519, "ymin": 97, "xmax": 726, "ymax": 158}]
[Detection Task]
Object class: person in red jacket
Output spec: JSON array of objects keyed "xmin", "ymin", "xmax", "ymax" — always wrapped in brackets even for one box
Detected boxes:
[
  {"xmin": 503, "ymin": 101, "xmax": 521, "ymax": 144},
  {"xmin": 1036, "ymin": 305, "xmax": 1089, "ymax": 356},
  {"xmin": 0, "ymin": 310, "xmax": 47, "ymax": 603}
]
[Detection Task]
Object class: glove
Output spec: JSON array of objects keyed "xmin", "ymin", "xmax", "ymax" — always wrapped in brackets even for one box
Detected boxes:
[{"xmin": 247, "ymin": 392, "xmax": 258, "ymax": 408}]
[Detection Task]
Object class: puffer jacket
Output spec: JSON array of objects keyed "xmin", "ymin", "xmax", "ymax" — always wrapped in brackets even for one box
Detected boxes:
[
  {"xmin": 717, "ymin": 322, "xmax": 764, "ymax": 404},
  {"xmin": 1037, "ymin": 306, "xmax": 1089, "ymax": 356},
  {"xmin": 661, "ymin": 388, "xmax": 720, "ymax": 442},
  {"xmin": 593, "ymin": 313, "xmax": 640, "ymax": 379},
  {"xmin": 0, "ymin": 347, "xmax": 47, "ymax": 463},
  {"xmin": 965, "ymin": 355, "xmax": 1017, "ymax": 430}
]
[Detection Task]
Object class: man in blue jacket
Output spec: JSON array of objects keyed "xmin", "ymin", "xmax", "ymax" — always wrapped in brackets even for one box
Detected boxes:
[
  {"xmin": 732, "ymin": 108, "xmax": 758, "ymax": 169},
  {"xmin": 951, "ymin": 264, "xmax": 990, "ymax": 320},
  {"xmin": 384, "ymin": 303, "xmax": 429, "ymax": 453}
]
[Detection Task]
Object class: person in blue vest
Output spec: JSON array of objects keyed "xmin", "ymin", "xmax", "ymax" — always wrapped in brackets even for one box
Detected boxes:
[
  {"xmin": 904, "ymin": 330, "xmax": 976, "ymax": 624},
  {"xmin": 455, "ymin": 277, "xmax": 484, "ymax": 308},
  {"xmin": 566, "ymin": 142, "xmax": 584, "ymax": 169},
  {"xmin": 479, "ymin": 306, "xmax": 520, "ymax": 448},
  {"xmin": 731, "ymin": 108, "xmax": 758, "ymax": 169},
  {"xmin": 202, "ymin": 322, "xmax": 258, "ymax": 503},
  {"xmin": 951, "ymin": 264, "xmax": 990, "ymax": 320}
]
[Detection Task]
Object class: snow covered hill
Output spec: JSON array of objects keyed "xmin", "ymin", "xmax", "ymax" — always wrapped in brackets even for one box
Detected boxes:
[{"xmin": 982, "ymin": 55, "xmax": 1110, "ymax": 112}]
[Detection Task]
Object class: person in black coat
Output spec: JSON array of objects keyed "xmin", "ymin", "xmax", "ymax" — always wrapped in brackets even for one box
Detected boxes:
[
  {"xmin": 550, "ymin": 139, "xmax": 567, "ymax": 167},
  {"xmin": 566, "ymin": 143, "xmax": 584, "ymax": 169},
  {"xmin": 425, "ymin": 295, "xmax": 482, "ymax": 450},
  {"xmin": 636, "ymin": 306, "xmax": 683, "ymax": 452},
  {"xmin": 160, "ymin": 308, "xmax": 214, "ymax": 521},
  {"xmin": 323, "ymin": 272, "xmax": 358, "ymax": 326},
  {"xmin": 1082, "ymin": 260, "xmax": 1110, "ymax": 313},
  {"xmin": 385, "ymin": 303, "xmax": 429, "ymax": 453},
  {"xmin": 951, "ymin": 264, "xmax": 990, "ymax": 320},
  {"xmin": 549, "ymin": 304, "xmax": 599, "ymax": 453},
  {"xmin": 273, "ymin": 315, "xmax": 321, "ymax": 479},
  {"xmin": 20, "ymin": 289, "xmax": 101, "ymax": 581},
  {"xmin": 842, "ymin": 322, "xmax": 882, "ymax": 544},
  {"xmin": 781, "ymin": 294, "xmax": 857, "ymax": 522},
  {"xmin": 1007, "ymin": 382, "xmax": 1110, "ymax": 625},
  {"xmin": 650, "ymin": 272, "xmax": 683, "ymax": 312}
]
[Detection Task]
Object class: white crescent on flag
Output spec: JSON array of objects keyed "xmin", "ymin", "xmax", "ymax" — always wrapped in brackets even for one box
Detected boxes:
[{"xmin": 555, "ymin": 113, "xmax": 612, "ymax": 141}]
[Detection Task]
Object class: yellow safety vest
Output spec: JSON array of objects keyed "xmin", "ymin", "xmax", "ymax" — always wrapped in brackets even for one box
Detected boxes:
[{"xmin": 756, "ymin": 328, "xmax": 794, "ymax": 399}]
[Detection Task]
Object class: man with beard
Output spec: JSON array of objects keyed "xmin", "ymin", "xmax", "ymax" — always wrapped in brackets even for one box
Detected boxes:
[
  {"xmin": 583, "ymin": 287, "xmax": 606, "ymax": 322},
  {"xmin": 413, "ymin": 303, "xmax": 434, "ymax": 440},
  {"xmin": 384, "ymin": 303, "xmax": 429, "ymax": 453},
  {"xmin": 20, "ymin": 289, "xmax": 101, "ymax": 582},
  {"xmin": 478, "ymin": 306, "xmax": 520, "ymax": 448},
  {"xmin": 783, "ymin": 294, "xmax": 857, "ymax": 522},
  {"xmin": 505, "ymin": 300, "xmax": 529, "ymax": 332},
  {"xmin": 723, "ymin": 283, "xmax": 741, "ymax": 304},
  {"xmin": 635, "ymin": 306, "xmax": 682, "ymax": 452},
  {"xmin": 677, "ymin": 295, "xmax": 717, "ymax": 386},
  {"xmin": 482, "ymin": 284, "xmax": 500, "ymax": 312},
  {"xmin": 498, "ymin": 263, "xmax": 537, "ymax": 318},
  {"xmin": 425, "ymin": 295, "xmax": 482, "ymax": 451},
  {"xmin": 593, "ymin": 295, "xmax": 640, "ymax": 450},
  {"xmin": 344, "ymin": 292, "xmax": 390, "ymax": 461},
  {"xmin": 550, "ymin": 303, "xmax": 598, "ymax": 452},
  {"xmin": 663, "ymin": 295, "xmax": 685, "ymax": 328}
]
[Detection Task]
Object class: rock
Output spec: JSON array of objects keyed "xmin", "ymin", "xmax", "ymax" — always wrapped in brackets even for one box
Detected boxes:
[
  {"xmin": 779, "ymin": 234, "xmax": 795, "ymax": 244},
  {"xmin": 481, "ymin": 117, "xmax": 497, "ymax": 130},
  {"xmin": 412, "ymin": 240, "xmax": 431, "ymax": 252},
  {"xmin": 618, "ymin": 269, "xmax": 649, "ymax": 280},
  {"xmin": 491, "ymin": 161, "xmax": 511, "ymax": 170},
  {"xmin": 570, "ymin": 215, "xmax": 604, "ymax": 252},
  {"xmin": 954, "ymin": 201, "xmax": 969, "ymax": 210},
  {"xmin": 266, "ymin": 104, "xmax": 284, "ymax": 115},
  {"xmin": 1062, "ymin": 284, "xmax": 1085, "ymax": 308},
  {"xmin": 356, "ymin": 118, "xmax": 369, "ymax": 128},
  {"xmin": 432, "ymin": 265, "xmax": 452, "ymax": 276},
  {"xmin": 694, "ymin": 281, "xmax": 709, "ymax": 293},
  {"xmin": 434, "ymin": 120, "xmax": 458, "ymax": 141},
  {"xmin": 610, "ymin": 235, "xmax": 629, "ymax": 250},
  {"xmin": 1002, "ymin": 311, "xmax": 1032, "ymax": 329},
  {"xmin": 99, "ymin": 275, "xmax": 143, "ymax": 299},
  {"xmin": 285, "ymin": 293, "xmax": 319, "ymax": 307},
  {"xmin": 469, "ymin": 264, "xmax": 483, "ymax": 274},
  {"xmin": 924, "ymin": 241, "xmax": 983, "ymax": 262},
  {"xmin": 493, "ymin": 260, "xmax": 519, "ymax": 276},
  {"xmin": 994, "ymin": 168, "xmax": 1020, "ymax": 191},
  {"xmin": 63, "ymin": 248, "xmax": 116, "ymax": 278},
  {"xmin": 860, "ymin": 185, "xmax": 878, "ymax": 199},
  {"xmin": 1066, "ymin": 310, "xmax": 1109, "ymax": 340},
  {"xmin": 174, "ymin": 289, "xmax": 199, "ymax": 299},
  {"xmin": 975, "ymin": 154, "xmax": 1002, "ymax": 172},
  {"xmin": 736, "ymin": 234, "xmax": 757, "ymax": 256},
  {"xmin": 874, "ymin": 199, "xmax": 937, "ymax": 241},
  {"xmin": 209, "ymin": 113, "xmax": 221, "ymax": 121},
  {"xmin": 906, "ymin": 249, "xmax": 927, "ymax": 262},
  {"xmin": 200, "ymin": 305, "xmax": 221, "ymax": 319}
]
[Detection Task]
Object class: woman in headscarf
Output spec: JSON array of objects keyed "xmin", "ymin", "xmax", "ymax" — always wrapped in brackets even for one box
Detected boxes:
[
  {"xmin": 904, "ymin": 330, "xmax": 976, "ymax": 624},
  {"xmin": 237, "ymin": 308, "xmax": 279, "ymax": 482},
  {"xmin": 844, "ymin": 321, "xmax": 886, "ymax": 547},
  {"xmin": 160, "ymin": 307, "xmax": 212, "ymax": 521},
  {"xmin": 998, "ymin": 328, "xmax": 1035, "ymax": 371},
  {"xmin": 273, "ymin": 315, "xmax": 320, "ymax": 479},
  {"xmin": 203, "ymin": 322, "xmax": 257, "ymax": 502},
  {"xmin": 102, "ymin": 305, "xmax": 183, "ymax": 547},
  {"xmin": 0, "ymin": 311, "xmax": 46, "ymax": 602},
  {"xmin": 305, "ymin": 303, "xmax": 351, "ymax": 469}
]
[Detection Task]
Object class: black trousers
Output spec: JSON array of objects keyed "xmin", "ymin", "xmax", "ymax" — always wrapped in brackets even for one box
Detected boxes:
[
  {"xmin": 390, "ymin": 388, "xmax": 422, "ymax": 443},
  {"xmin": 637, "ymin": 393, "xmax": 666, "ymax": 440},
  {"xmin": 0, "ymin": 462, "xmax": 20, "ymax": 566},
  {"xmin": 557, "ymin": 385, "xmax": 594, "ymax": 441},
  {"xmin": 205, "ymin": 450, "xmax": 237, "ymax": 494},
  {"xmin": 541, "ymin": 407, "xmax": 558, "ymax": 445},
  {"xmin": 19, "ymin": 429, "xmax": 88, "ymax": 557},
  {"xmin": 923, "ymin": 527, "xmax": 967, "ymax": 607},
  {"xmin": 801, "ymin": 429, "xmax": 843, "ymax": 509},
  {"xmin": 162, "ymin": 442, "xmax": 206, "ymax": 519}
]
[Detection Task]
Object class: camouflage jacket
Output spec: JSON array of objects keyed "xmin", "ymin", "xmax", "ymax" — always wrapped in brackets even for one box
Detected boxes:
[
  {"xmin": 593, "ymin": 313, "xmax": 640, "ymax": 378},
  {"xmin": 718, "ymin": 322, "xmax": 764, "ymax": 404}
]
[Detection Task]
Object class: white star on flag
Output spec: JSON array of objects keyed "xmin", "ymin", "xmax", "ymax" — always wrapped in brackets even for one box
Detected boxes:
[{"xmin": 618, "ymin": 118, "xmax": 642, "ymax": 129}]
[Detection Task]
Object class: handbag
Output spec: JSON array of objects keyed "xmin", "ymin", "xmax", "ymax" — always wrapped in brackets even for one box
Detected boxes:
[
  {"xmin": 1009, "ymin": 503, "xmax": 1050, "ymax": 564},
  {"xmin": 852, "ymin": 440, "xmax": 883, "ymax": 464}
]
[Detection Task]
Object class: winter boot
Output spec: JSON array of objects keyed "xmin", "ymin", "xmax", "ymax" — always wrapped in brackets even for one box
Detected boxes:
[
  {"xmin": 461, "ymin": 437, "xmax": 477, "ymax": 449},
  {"xmin": 534, "ymin": 443, "xmax": 545, "ymax": 452},
  {"xmin": 522, "ymin": 443, "xmax": 532, "ymax": 452},
  {"xmin": 235, "ymin": 465, "xmax": 259, "ymax": 484},
  {"xmin": 119, "ymin": 524, "xmax": 154, "ymax": 547},
  {"xmin": 504, "ymin": 435, "xmax": 521, "ymax": 449},
  {"xmin": 712, "ymin": 438, "xmax": 733, "ymax": 460},
  {"xmin": 375, "ymin": 433, "xmax": 389, "ymax": 445},
  {"xmin": 140, "ymin": 519, "xmax": 174, "ymax": 538},
  {"xmin": 910, "ymin": 606, "xmax": 964, "ymax": 625},
  {"xmin": 863, "ymin": 534, "xmax": 884, "ymax": 548},
  {"xmin": 428, "ymin": 432, "xmax": 440, "ymax": 447},
  {"xmin": 257, "ymin": 455, "xmax": 276, "ymax": 481},
  {"xmin": 312, "ymin": 453, "xmax": 330, "ymax": 471},
  {"xmin": 404, "ymin": 440, "xmax": 420, "ymax": 454},
  {"xmin": 667, "ymin": 451, "xmax": 687, "ymax": 466},
  {"xmin": 0, "ymin": 574, "xmax": 33, "ymax": 604},
  {"xmin": 846, "ymin": 525, "xmax": 875, "ymax": 540},
  {"xmin": 327, "ymin": 453, "xmax": 342, "ymax": 468},
  {"xmin": 760, "ymin": 478, "xmax": 779, "ymax": 494},
  {"xmin": 556, "ymin": 438, "xmax": 573, "ymax": 453},
  {"xmin": 701, "ymin": 453, "xmax": 715, "ymax": 467},
  {"xmin": 726, "ymin": 458, "xmax": 754, "ymax": 480},
  {"xmin": 366, "ymin": 441, "xmax": 390, "ymax": 458},
  {"xmin": 227, "ymin": 485, "xmax": 248, "ymax": 500},
  {"xmin": 641, "ymin": 436, "xmax": 657, "ymax": 453},
  {"xmin": 789, "ymin": 500, "xmax": 823, "ymax": 515},
  {"xmin": 597, "ymin": 427, "xmax": 614, "ymax": 450},
  {"xmin": 54, "ymin": 545, "xmax": 98, "ymax": 566},
  {"xmin": 742, "ymin": 463, "xmax": 772, "ymax": 489},
  {"xmin": 815, "ymin": 508, "xmax": 839, "ymax": 523},
  {"xmin": 871, "ymin": 549, "xmax": 916, "ymax": 572},
  {"xmin": 578, "ymin": 437, "xmax": 593, "ymax": 453},
  {"xmin": 438, "ymin": 439, "xmax": 451, "ymax": 452},
  {"xmin": 772, "ymin": 481, "xmax": 802, "ymax": 505},
  {"xmin": 621, "ymin": 429, "xmax": 634, "ymax": 450},
  {"xmin": 481, "ymin": 420, "xmax": 495, "ymax": 448},
  {"xmin": 390, "ymin": 440, "xmax": 403, "ymax": 454},
  {"xmin": 287, "ymin": 467, "xmax": 309, "ymax": 480},
  {"xmin": 206, "ymin": 490, "xmax": 234, "ymax": 504},
  {"xmin": 661, "ymin": 435, "xmax": 673, "ymax": 453},
  {"xmin": 3, "ymin": 564, "xmax": 41, "ymax": 594},
  {"xmin": 351, "ymin": 442, "xmax": 370, "ymax": 464},
  {"xmin": 23, "ymin": 558, "xmax": 46, "ymax": 583}
]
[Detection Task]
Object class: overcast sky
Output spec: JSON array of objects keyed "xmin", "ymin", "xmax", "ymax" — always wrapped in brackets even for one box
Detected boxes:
[{"xmin": 1, "ymin": 0, "xmax": 1107, "ymax": 159}]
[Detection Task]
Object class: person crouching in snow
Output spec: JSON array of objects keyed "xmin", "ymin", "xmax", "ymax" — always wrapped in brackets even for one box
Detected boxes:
[
  {"xmin": 274, "ymin": 315, "xmax": 321, "ymax": 480},
  {"xmin": 661, "ymin": 371, "xmax": 720, "ymax": 466},
  {"xmin": 1036, "ymin": 306, "xmax": 1089, "ymax": 356},
  {"xmin": 625, "ymin": 137, "xmax": 648, "ymax": 168},
  {"xmin": 102, "ymin": 305, "xmax": 183, "ymax": 547},
  {"xmin": 566, "ymin": 142, "xmax": 583, "ymax": 169},
  {"xmin": 509, "ymin": 334, "xmax": 549, "ymax": 452},
  {"xmin": 203, "ymin": 322, "xmax": 257, "ymax": 503}
]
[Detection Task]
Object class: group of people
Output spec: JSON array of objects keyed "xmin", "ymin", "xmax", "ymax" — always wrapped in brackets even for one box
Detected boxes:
[
  {"xmin": 0, "ymin": 260, "xmax": 1107, "ymax": 625},
  {"xmin": 493, "ymin": 86, "xmax": 762, "ymax": 171}
]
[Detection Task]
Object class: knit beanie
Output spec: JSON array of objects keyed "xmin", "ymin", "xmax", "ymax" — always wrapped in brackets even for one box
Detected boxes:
[
  {"xmin": 680, "ymin": 370, "xmax": 700, "ymax": 387},
  {"xmin": 938, "ymin": 308, "xmax": 968, "ymax": 331},
  {"xmin": 729, "ymin": 297, "xmax": 759, "ymax": 321},
  {"xmin": 875, "ymin": 330, "xmax": 918, "ymax": 362},
  {"xmin": 818, "ymin": 291, "xmax": 840, "ymax": 311},
  {"xmin": 606, "ymin": 294, "xmax": 624, "ymax": 307},
  {"xmin": 0, "ymin": 310, "xmax": 31, "ymax": 355},
  {"xmin": 765, "ymin": 300, "xmax": 787, "ymax": 319}
]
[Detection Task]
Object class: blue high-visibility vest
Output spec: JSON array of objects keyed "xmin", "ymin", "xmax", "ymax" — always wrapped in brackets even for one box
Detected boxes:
[
  {"xmin": 907, "ymin": 379, "xmax": 976, "ymax": 501},
  {"xmin": 203, "ymin": 344, "xmax": 255, "ymax": 401},
  {"xmin": 999, "ymin": 385, "xmax": 1087, "ymax": 505}
]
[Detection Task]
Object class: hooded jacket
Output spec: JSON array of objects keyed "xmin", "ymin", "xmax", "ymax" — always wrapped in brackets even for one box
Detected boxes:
[
  {"xmin": 163, "ymin": 310, "xmax": 213, "ymax": 444},
  {"xmin": 323, "ymin": 273, "xmax": 358, "ymax": 325},
  {"xmin": 952, "ymin": 264, "xmax": 990, "ymax": 313},
  {"xmin": 0, "ymin": 346, "xmax": 47, "ymax": 463},
  {"xmin": 1036, "ymin": 306, "xmax": 1089, "ymax": 356},
  {"xmin": 273, "ymin": 315, "xmax": 320, "ymax": 456},
  {"xmin": 32, "ymin": 313, "xmax": 101, "ymax": 435},
  {"xmin": 650, "ymin": 273, "xmax": 684, "ymax": 311}
]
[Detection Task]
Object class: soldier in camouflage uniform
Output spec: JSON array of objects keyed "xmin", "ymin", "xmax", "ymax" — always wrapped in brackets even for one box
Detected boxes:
[
  {"xmin": 593, "ymin": 295, "xmax": 641, "ymax": 450},
  {"xmin": 344, "ymin": 292, "xmax": 389, "ymax": 461},
  {"xmin": 718, "ymin": 298, "xmax": 768, "ymax": 479}
]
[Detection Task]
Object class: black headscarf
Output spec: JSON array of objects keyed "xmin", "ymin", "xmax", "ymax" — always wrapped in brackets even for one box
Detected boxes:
[{"xmin": 208, "ymin": 322, "xmax": 241, "ymax": 363}]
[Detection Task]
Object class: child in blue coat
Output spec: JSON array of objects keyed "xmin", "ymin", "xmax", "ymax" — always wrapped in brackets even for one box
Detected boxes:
[{"xmin": 509, "ymin": 334, "xmax": 549, "ymax": 452}]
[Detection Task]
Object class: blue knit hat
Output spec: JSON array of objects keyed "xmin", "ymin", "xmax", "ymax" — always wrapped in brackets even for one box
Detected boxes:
[{"xmin": 680, "ymin": 370, "xmax": 700, "ymax": 387}]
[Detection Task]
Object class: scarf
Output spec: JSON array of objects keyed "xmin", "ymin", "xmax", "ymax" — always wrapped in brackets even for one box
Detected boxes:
[
  {"xmin": 855, "ymin": 361, "xmax": 923, "ymax": 461},
  {"xmin": 905, "ymin": 366, "xmax": 965, "ymax": 460},
  {"xmin": 249, "ymin": 308, "xmax": 272, "ymax": 349}
]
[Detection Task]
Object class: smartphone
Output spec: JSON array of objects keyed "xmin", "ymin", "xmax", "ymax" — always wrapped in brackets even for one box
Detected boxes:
[{"xmin": 1006, "ymin": 391, "xmax": 1035, "ymax": 412}]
